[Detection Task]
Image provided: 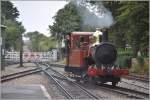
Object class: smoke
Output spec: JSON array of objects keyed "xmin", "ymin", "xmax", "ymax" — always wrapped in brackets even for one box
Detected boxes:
[{"xmin": 73, "ymin": 0, "xmax": 114, "ymax": 28}]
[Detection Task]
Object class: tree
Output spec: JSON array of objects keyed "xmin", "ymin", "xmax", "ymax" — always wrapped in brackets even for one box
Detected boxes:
[
  {"xmin": 18, "ymin": 22, "xmax": 25, "ymax": 67},
  {"xmin": 49, "ymin": 2, "xmax": 82, "ymax": 39},
  {"xmin": 3, "ymin": 20, "xmax": 25, "ymax": 51},
  {"xmin": 25, "ymin": 31, "xmax": 57, "ymax": 52},
  {"xmin": 25, "ymin": 31, "xmax": 43, "ymax": 51},
  {"xmin": 1, "ymin": 1, "xmax": 19, "ymax": 21},
  {"xmin": 2, "ymin": 1, "xmax": 26, "ymax": 67},
  {"xmin": 102, "ymin": 1, "xmax": 149, "ymax": 57},
  {"xmin": 1, "ymin": 1, "xmax": 26, "ymax": 51},
  {"xmin": 116, "ymin": 1, "xmax": 149, "ymax": 57},
  {"xmin": 102, "ymin": 1, "xmax": 127, "ymax": 48}
]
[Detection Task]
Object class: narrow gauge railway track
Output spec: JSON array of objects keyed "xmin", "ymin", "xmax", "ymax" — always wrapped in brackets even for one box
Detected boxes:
[
  {"xmin": 46, "ymin": 63, "xmax": 149, "ymax": 99},
  {"xmin": 95, "ymin": 83, "xmax": 149, "ymax": 99},
  {"xmin": 49, "ymin": 63, "xmax": 149, "ymax": 82},
  {"xmin": 121, "ymin": 80, "xmax": 149, "ymax": 90},
  {"xmin": 49, "ymin": 63, "xmax": 65, "ymax": 68},
  {"xmin": 1, "ymin": 68, "xmax": 42, "ymax": 82},
  {"xmin": 124, "ymin": 74, "xmax": 149, "ymax": 83},
  {"xmin": 42, "ymin": 64, "xmax": 100, "ymax": 99},
  {"xmin": 4, "ymin": 61, "xmax": 20, "ymax": 67}
]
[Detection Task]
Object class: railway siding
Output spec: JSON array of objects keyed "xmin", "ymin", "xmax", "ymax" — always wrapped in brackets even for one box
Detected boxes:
[
  {"xmin": 43, "ymin": 67, "xmax": 101, "ymax": 99},
  {"xmin": 1, "ymin": 63, "xmax": 37, "ymax": 76},
  {"xmin": 119, "ymin": 78, "xmax": 149, "ymax": 94}
]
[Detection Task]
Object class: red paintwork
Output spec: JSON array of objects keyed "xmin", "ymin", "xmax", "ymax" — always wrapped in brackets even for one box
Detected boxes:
[
  {"xmin": 112, "ymin": 69, "xmax": 129, "ymax": 76},
  {"xmin": 68, "ymin": 32, "xmax": 92, "ymax": 67},
  {"xmin": 67, "ymin": 32, "xmax": 129, "ymax": 80},
  {"xmin": 69, "ymin": 50, "xmax": 86, "ymax": 67},
  {"xmin": 88, "ymin": 66, "xmax": 129, "ymax": 77},
  {"xmin": 87, "ymin": 66, "xmax": 98, "ymax": 77}
]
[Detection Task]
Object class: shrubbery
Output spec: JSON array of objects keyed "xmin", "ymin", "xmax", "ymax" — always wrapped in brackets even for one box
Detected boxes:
[
  {"xmin": 130, "ymin": 57, "xmax": 149, "ymax": 75},
  {"xmin": 116, "ymin": 48, "xmax": 149, "ymax": 75}
]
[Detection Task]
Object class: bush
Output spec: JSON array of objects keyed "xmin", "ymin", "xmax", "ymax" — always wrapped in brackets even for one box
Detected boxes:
[
  {"xmin": 130, "ymin": 58, "xmax": 149, "ymax": 75},
  {"xmin": 136, "ymin": 56, "xmax": 144, "ymax": 66}
]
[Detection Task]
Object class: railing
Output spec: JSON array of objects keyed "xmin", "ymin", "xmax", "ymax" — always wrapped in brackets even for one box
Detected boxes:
[{"xmin": 4, "ymin": 50, "xmax": 58, "ymax": 62}]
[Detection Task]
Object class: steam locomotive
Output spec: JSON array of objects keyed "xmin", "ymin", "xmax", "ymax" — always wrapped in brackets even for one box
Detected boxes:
[{"xmin": 64, "ymin": 29, "xmax": 129, "ymax": 86}]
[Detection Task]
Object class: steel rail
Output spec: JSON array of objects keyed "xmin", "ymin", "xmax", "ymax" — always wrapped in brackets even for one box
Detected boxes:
[
  {"xmin": 124, "ymin": 74, "xmax": 149, "ymax": 82},
  {"xmin": 1, "ymin": 68, "xmax": 40, "ymax": 78},
  {"xmin": 49, "ymin": 63, "xmax": 65, "ymax": 68},
  {"xmin": 46, "ymin": 64, "xmax": 149, "ymax": 99},
  {"xmin": 49, "ymin": 63, "xmax": 149, "ymax": 83},
  {"xmin": 42, "ymin": 69, "xmax": 73, "ymax": 99},
  {"xmin": 121, "ymin": 80, "xmax": 149, "ymax": 90},
  {"xmin": 4, "ymin": 61, "xmax": 20, "ymax": 67},
  {"xmin": 96, "ymin": 83, "xmax": 149, "ymax": 99},
  {"xmin": 47, "ymin": 63, "xmax": 149, "ymax": 82},
  {"xmin": 1, "ymin": 68, "xmax": 42, "ymax": 82},
  {"xmin": 44, "ymin": 63, "xmax": 99, "ymax": 100}
]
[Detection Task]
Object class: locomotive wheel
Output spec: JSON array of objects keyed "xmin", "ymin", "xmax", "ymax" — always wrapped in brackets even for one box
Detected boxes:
[
  {"xmin": 81, "ymin": 72, "xmax": 89, "ymax": 82},
  {"xmin": 112, "ymin": 82, "xmax": 117, "ymax": 87},
  {"xmin": 89, "ymin": 76, "xmax": 97, "ymax": 84},
  {"xmin": 75, "ymin": 77, "xmax": 81, "ymax": 82}
]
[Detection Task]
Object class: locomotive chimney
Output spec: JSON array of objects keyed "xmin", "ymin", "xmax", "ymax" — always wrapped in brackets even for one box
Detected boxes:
[
  {"xmin": 102, "ymin": 28, "xmax": 108, "ymax": 42},
  {"xmin": 95, "ymin": 28, "xmax": 102, "ymax": 43}
]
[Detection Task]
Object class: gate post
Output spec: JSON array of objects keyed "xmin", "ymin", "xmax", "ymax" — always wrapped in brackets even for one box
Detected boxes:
[{"xmin": 1, "ymin": 25, "xmax": 7, "ymax": 70}]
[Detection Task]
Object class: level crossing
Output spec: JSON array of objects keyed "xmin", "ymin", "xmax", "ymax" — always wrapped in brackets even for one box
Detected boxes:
[{"xmin": 4, "ymin": 50, "xmax": 58, "ymax": 62}]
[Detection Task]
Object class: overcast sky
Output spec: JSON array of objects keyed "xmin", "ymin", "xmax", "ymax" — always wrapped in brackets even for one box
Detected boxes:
[{"xmin": 12, "ymin": 1, "xmax": 68, "ymax": 37}]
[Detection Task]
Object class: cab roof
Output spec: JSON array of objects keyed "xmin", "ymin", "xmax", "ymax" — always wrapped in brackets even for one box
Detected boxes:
[{"xmin": 71, "ymin": 32, "xmax": 94, "ymax": 35}]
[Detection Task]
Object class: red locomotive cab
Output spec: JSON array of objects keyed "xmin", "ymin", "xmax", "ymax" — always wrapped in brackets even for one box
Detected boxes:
[
  {"xmin": 65, "ymin": 32, "xmax": 94, "ymax": 75},
  {"xmin": 69, "ymin": 32, "xmax": 93, "ymax": 67}
]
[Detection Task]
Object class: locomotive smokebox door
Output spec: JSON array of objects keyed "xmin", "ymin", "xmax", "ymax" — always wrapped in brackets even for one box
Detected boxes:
[{"xmin": 94, "ymin": 43, "xmax": 117, "ymax": 65}]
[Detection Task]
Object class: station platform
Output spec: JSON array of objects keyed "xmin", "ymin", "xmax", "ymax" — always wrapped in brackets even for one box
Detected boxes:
[{"xmin": 1, "ymin": 84, "xmax": 51, "ymax": 100}]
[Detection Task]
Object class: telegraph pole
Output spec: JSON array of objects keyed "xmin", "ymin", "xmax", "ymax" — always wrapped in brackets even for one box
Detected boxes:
[
  {"xmin": 20, "ymin": 33, "xmax": 23, "ymax": 67},
  {"xmin": 1, "ymin": 25, "xmax": 7, "ymax": 70}
]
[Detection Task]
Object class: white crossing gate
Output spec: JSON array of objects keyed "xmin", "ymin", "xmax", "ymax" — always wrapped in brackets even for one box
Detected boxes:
[{"xmin": 5, "ymin": 50, "xmax": 58, "ymax": 62}]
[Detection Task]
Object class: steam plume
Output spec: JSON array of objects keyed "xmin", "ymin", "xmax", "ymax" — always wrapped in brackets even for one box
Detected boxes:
[{"xmin": 73, "ymin": 0, "xmax": 114, "ymax": 28}]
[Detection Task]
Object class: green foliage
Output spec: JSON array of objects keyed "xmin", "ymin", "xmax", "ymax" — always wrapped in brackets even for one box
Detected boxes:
[
  {"xmin": 81, "ymin": 25, "xmax": 95, "ymax": 31},
  {"xmin": 1, "ymin": 1, "xmax": 19, "ymax": 21},
  {"xmin": 136, "ymin": 56, "xmax": 144, "ymax": 66},
  {"xmin": 25, "ymin": 31, "xmax": 58, "ymax": 51},
  {"xmin": 25, "ymin": 31, "xmax": 46, "ymax": 51},
  {"xmin": 49, "ymin": 2, "xmax": 82, "ymax": 39},
  {"xmin": 103, "ymin": 1, "xmax": 149, "ymax": 57},
  {"xmin": 3, "ymin": 19, "xmax": 25, "ymax": 51},
  {"xmin": 130, "ymin": 58, "xmax": 149, "ymax": 75},
  {"xmin": 1, "ymin": 1, "xmax": 25, "ymax": 51},
  {"xmin": 117, "ymin": 1, "xmax": 149, "ymax": 57}
]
